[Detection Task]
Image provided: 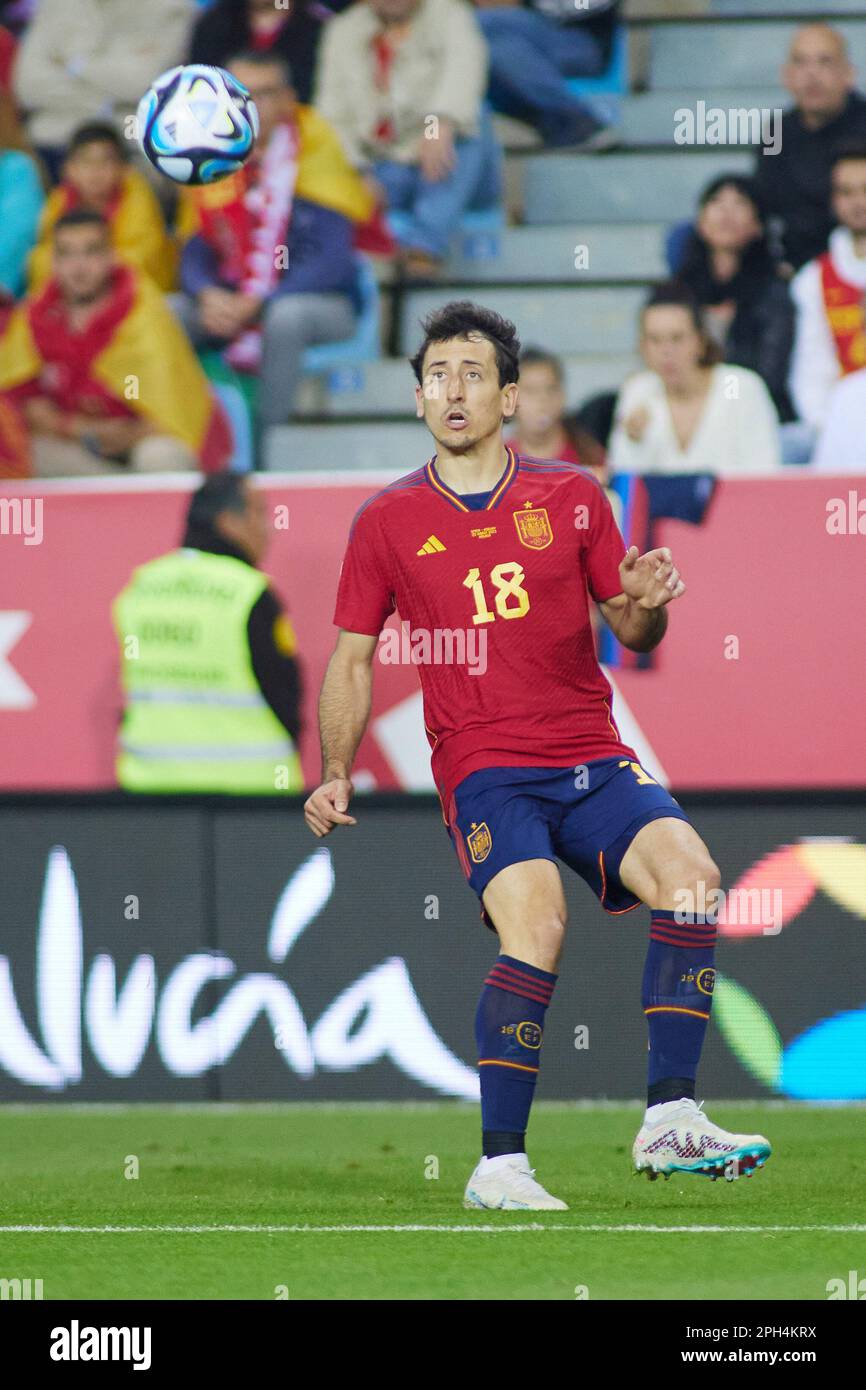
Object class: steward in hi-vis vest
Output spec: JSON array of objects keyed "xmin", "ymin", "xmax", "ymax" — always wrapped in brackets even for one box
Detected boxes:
[{"xmin": 114, "ymin": 476, "xmax": 303, "ymax": 793}]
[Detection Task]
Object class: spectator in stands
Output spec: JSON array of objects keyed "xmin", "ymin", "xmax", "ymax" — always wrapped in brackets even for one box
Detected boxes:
[
  {"xmin": 789, "ymin": 145, "xmax": 866, "ymax": 437},
  {"xmin": 673, "ymin": 175, "xmax": 795, "ymax": 422},
  {"xmin": 28, "ymin": 122, "xmax": 176, "ymax": 293},
  {"xmin": 13, "ymin": 0, "xmax": 191, "ymax": 181},
  {"xmin": 812, "ymin": 368, "xmax": 866, "ymax": 474},
  {"xmin": 608, "ymin": 283, "xmax": 781, "ymax": 475},
  {"xmin": 0, "ymin": 87, "xmax": 43, "ymax": 304},
  {"xmin": 753, "ymin": 24, "xmax": 866, "ymax": 274},
  {"xmin": 473, "ymin": 0, "xmax": 619, "ymax": 149},
  {"xmin": 114, "ymin": 473, "xmax": 304, "ymax": 795},
  {"xmin": 315, "ymin": 0, "xmax": 500, "ymax": 279},
  {"xmin": 508, "ymin": 346, "xmax": 606, "ymax": 480},
  {"xmin": 189, "ymin": 0, "xmax": 347, "ymax": 107},
  {"xmin": 0, "ymin": 209, "xmax": 231, "ymax": 476},
  {"xmin": 175, "ymin": 50, "xmax": 372, "ymax": 426}
]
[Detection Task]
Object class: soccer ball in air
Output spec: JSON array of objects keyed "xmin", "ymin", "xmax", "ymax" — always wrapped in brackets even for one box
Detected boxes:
[{"xmin": 136, "ymin": 64, "xmax": 259, "ymax": 185}]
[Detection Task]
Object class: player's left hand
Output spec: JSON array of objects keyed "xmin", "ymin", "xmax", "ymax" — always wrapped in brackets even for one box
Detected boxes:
[{"xmin": 619, "ymin": 546, "xmax": 685, "ymax": 609}]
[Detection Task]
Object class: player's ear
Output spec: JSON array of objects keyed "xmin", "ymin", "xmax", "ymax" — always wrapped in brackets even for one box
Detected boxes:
[
  {"xmin": 414, "ymin": 384, "xmax": 425, "ymax": 419},
  {"xmin": 501, "ymin": 381, "xmax": 519, "ymax": 420}
]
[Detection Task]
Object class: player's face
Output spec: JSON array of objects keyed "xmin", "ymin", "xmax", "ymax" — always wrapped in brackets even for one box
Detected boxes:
[
  {"xmin": 832, "ymin": 161, "xmax": 866, "ymax": 235},
  {"xmin": 415, "ymin": 334, "xmax": 516, "ymax": 454},
  {"xmin": 515, "ymin": 362, "xmax": 565, "ymax": 440},
  {"xmin": 53, "ymin": 226, "xmax": 114, "ymax": 304},
  {"xmin": 65, "ymin": 142, "xmax": 124, "ymax": 209},
  {"xmin": 783, "ymin": 27, "xmax": 853, "ymax": 120},
  {"xmin": 640, "ymin": 305, "xmax": 704, "ymax": 386},
  {"xmin": 697, "ymin": 185, "xmax": 762, "ymax": 254}
]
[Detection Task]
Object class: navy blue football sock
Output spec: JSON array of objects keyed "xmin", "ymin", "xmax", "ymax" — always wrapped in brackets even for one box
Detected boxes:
[
  {"xmin": 642, "ymin": 910, "xmax": 717, "ymax": 1106},
  {"xmin": 475, "ymin": 954, "xmax": 557, "ymax": 1158}
]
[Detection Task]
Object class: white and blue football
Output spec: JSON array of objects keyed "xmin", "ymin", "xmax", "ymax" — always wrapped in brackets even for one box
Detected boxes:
[{"xmin": 136, "ymin": 64, "xmax": 259, "ymax": 186}]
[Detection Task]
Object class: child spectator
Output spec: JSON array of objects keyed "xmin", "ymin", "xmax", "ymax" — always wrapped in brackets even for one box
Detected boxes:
[
  {"xmin": 189, "ymin": 0, "xmax": 346, "ymax": 107},
  {"xmin": 507, "ymin": 346, "xmax": 607, "ymax": 480},
  {"xmin": 28, "ymin": 122, "xmax": 176, "ymax": 292}
]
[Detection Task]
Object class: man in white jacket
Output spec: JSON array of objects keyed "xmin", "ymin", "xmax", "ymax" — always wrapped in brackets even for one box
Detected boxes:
[
  {"xmin": 788, "ymin": 146, "xmax": 866, "ymax": 431},
  {"xmin": 14, "ymin": 0, "xmax": 191, "ymax": 180}
]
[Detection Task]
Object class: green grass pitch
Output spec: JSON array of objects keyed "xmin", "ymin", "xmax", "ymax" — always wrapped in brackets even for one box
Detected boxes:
[{"xmin": 1, "ymin": 1103, "xmax": 863, "ymax": 1301}]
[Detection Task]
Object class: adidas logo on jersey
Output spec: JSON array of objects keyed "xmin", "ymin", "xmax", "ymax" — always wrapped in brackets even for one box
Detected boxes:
[{"xmin": 417, "ymin": 535, "xmax": 446, "ymax": 555}]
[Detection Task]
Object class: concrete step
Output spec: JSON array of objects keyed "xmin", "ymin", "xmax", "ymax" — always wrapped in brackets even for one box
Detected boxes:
[
  {"xmin": 263, "ymin": 421, "xmax": 430, "ymax": 472},
  {"xmin": 400, "ymin": 284, "xmax": 647, "ymax": 357},
  {"xmin": 650, "ymin": 19, "xmax": 866, "ymax": 90},
  {"xmin": 621, "ymin": 88, "xmax": 788, "ymax": 146},
  {"xmin": 296, "ymin": 352, "xmax": 642, "ymax": 419},
  {"xmin": 444, "ymin": 222, "xmax": 668, "ymax": 282},
  {"xmin": 521, "ymin": 150, "xmax": 752, "ymax": 224}
]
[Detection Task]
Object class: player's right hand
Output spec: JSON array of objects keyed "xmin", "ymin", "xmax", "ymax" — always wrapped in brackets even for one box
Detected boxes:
[{"xmin": 304, "ymin": 778, "xmax": 357, "ymax": 837}]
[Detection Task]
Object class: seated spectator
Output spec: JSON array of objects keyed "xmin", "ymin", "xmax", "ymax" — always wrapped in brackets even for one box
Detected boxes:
[
  {"xmin": 473, "ymin": 0, "xmax": 619, "ymax": 149},
  {"xmin": 0, "ymin": 209, "xmax": 231, "ymax": 477},
  {"xmin": 315, "ymin": 0, "xmax": 501, "ymax": 279},
  {"xmin": 753, "ymin": 24, "xmax": 866, "ymax": 274},
  {"xmin": 789, "ymin": 145, "xmax": 866, "ymax": 434},
  {"xmin": 0, "ymin": 87, "xmax": 43, "ymax": 305},
  {"xmin": 673, "ymin": 175, "xmax": 795, "ymax": 422},
  {"xmin": 608, "ymin": 284, "xmax": 782, "ymax": 475},
  {"xmin": 812, "ymin": 369, "xmax": 866, "ymax": 474},
  {"xmin": 189, "ymin": 0, "xmax": 346, "ymax": 107},
  {"xmin": 175, "ymin": 50, "xmax": 373, "ymax": 427},
  {"xmin": 28, "ymin": 122, "xmax": 176, "ymax": 293},
  {"xmin": 507, "ymin": 346, "xmax": 606, "ymax": 480},
  {"xmin": 13, "ymin": 0, "xmax": 190, "ymax": 181}
]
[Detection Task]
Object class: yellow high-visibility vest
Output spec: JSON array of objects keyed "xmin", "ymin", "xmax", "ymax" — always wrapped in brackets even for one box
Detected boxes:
[{"xmin": 113, "ymin": 548, "xmax": 302, "ymax": 793}]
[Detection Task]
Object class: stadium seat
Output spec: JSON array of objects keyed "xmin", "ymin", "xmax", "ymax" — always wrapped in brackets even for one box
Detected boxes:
[
  {"xmin": 302, "ymin": 257, "xmax": 382, "ymax": 373},
  {"xmin": 387, "ymin": 205, "xmax": 506, "ymax": 264},
  {"xmin": 566, "ymin": 24, "xmax": 629, "ymax": 127}
]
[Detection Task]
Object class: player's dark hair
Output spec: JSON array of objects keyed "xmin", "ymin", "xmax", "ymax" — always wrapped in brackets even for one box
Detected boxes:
[
  {"xmin": 641, "ymin": 280, "xmax": 722, "ymax": 368},
  {"xmin": 184, "ymin": 474, "xmax": 250, "ymax": 541},
  {"xmin": 52, "ymin": 208, "xmax": 111, "ymax": 237},
  {"xmin": 67, "ymin": 120, "xmax": 129, "ymax": 161},
  {"xmin": 830, "ymin": 142, "xmax": 866, "ymax": 174},
  {"xmin": 519, "ymin": 346, "xmax": 565, "ymax": 384},
  {"xmin": 410, "ymin": 301, "xmax": 521, "ymax": 387},
  {"xmin": 227, "ymin": 47, "xmax": 294, "ymax": 89}
]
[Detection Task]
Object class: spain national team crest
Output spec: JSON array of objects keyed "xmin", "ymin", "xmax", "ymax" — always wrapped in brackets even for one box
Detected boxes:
[
  {"xmin": 467, "ymin": 821, "xmax": 492, "ymax": 863},
  {"xmin": 513, "ymin": 507, "xmax": 553, "ymax": 550}
]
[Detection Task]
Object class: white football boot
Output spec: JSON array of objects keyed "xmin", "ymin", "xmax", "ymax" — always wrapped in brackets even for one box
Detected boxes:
[
  {"xmin": 633, "ymin": 1098, "xmax": 771, "ymax": 1182},
  {"xmin": 463, "ymin": 1153, "xmax": 569, "ymax": 1210}
]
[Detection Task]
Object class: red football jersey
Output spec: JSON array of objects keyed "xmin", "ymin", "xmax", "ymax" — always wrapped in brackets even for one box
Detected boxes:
[{"xmin": 333, "ymin": 446, "xmax": 637, "ymax": 809}]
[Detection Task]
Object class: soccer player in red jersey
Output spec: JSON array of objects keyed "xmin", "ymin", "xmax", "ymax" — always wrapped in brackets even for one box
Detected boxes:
[{"xmin": 305, "ymin": 301, "xmax": 771, "ymax": 1207}]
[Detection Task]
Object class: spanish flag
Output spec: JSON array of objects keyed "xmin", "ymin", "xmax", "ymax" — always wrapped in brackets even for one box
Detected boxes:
[{"xmin": 0, "ymin": 266, "xmax": 231, "ymax": 476}]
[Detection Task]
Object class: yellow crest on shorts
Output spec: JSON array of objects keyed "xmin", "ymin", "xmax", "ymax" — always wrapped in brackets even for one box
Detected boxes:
[
  {"xmin": 513, "ymin": 507, "xmax": 553, "ymax": 550},
  {"xmin": 467, "ymin": 821, "xmax": 492, "ymax": 863}
]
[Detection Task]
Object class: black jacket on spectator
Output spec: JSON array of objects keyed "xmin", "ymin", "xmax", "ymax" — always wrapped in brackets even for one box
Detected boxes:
[
  {"xmin": 753, "ymin": 92, "xmax": 866, "ymax": 271},
  {"xmin": 675, "ymin": 232, "xmax": 796, "ymax": 421},
  {"xmin": 188, "ymin": 0, "xmax": 350, "ymax": 105}
]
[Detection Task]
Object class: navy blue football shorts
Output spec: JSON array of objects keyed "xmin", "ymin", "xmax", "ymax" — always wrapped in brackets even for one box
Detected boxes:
[{"xmin": 447, "ymin": 758, "xmax": 692, "ymax": 930}]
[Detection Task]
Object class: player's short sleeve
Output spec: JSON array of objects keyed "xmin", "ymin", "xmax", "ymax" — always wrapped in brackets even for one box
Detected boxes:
[
  {"xmin": 333, "ymin": 505, "xmax": 395, "ymax": 636},
  {"xmin": 584, "ymin": 481, "xmax": 626, "ymax": 603}
]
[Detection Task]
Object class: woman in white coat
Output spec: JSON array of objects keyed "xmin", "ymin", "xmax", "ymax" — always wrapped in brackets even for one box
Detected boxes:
[{"xmin": 609, "ymin": 283, "xmax": 782, "ymax": 475}]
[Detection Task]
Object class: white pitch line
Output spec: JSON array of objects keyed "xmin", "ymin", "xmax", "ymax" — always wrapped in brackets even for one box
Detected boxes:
[{"xmin": 2, "ymin": 1224, "xmax": 865, "ymax": 1235}]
